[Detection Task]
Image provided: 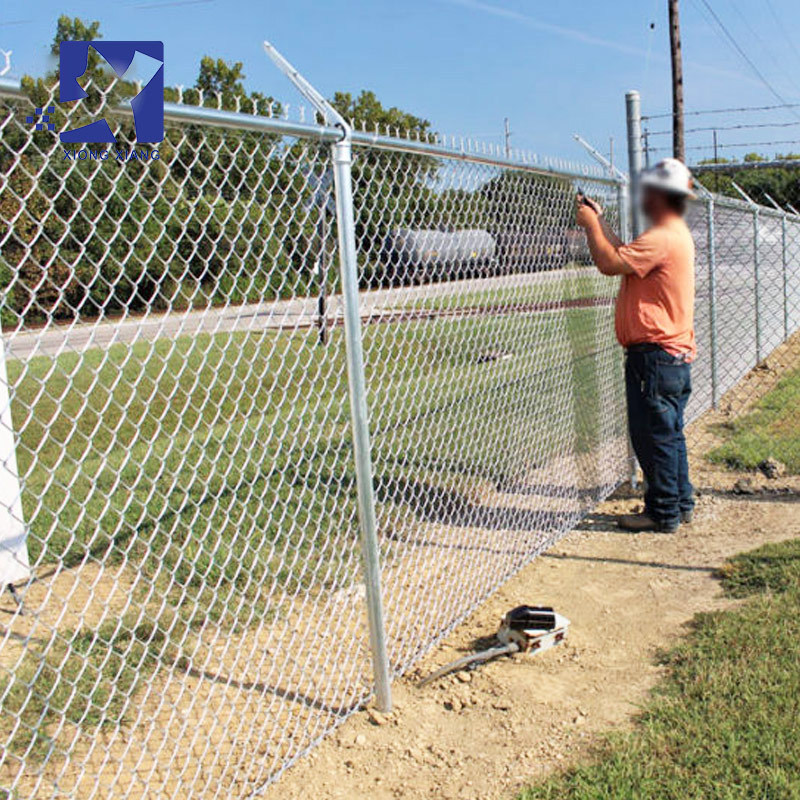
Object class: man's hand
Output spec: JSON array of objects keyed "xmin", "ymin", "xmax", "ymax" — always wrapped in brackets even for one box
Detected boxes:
[
  {"xmin": 577, "ymin": 194, "xmax": 634, "ymax": 276},
  {"xmin": 582, "ymin": 195, "xmax": 604, "ymax": 216},
  {"xmin": 575, "ymin": 194, "xmax": 603, "ymax": 229}
]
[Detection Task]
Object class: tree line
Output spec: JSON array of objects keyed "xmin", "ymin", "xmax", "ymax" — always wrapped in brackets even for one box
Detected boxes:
[
  {"xmin": 0, "ymin": 16, "xmax": 574, "ymax": 326},
  {"xmin": 696, "ymin": 152, "xmax": 800, "ymax": 209}
]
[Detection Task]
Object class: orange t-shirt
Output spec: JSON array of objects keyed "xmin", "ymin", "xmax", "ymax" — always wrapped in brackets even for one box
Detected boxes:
[{"xmin": 615, "ymin": 215, "xmax": 696, "ymax": 360}]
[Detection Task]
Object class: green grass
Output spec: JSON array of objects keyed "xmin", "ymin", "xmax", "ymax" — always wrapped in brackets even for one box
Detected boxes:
[
  {"xmin": 717, "ymin": 538, "xmax": 800, "ymax": 598},
  {"xmin": 708, "ymin": 365, "xmax": 800, "ymax": 474},
  {"xmin": 520, "ymin": 538, "xmax": 800, "ymax": 800},
  {"xmin": 2, "ymin": 303, "xmax": 624, "ymax": 761},
  {"xmin": 401, "ymin": 269, "xmax": 617, "ymax": 312}
]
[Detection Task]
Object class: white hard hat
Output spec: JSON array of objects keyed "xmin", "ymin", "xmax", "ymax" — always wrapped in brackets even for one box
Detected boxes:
[{"xmin": 640, "ymin": 158, "xmax": 696, "ymax": 198}]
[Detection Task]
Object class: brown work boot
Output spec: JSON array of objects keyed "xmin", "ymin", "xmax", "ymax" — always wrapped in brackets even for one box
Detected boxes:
[{"xmin": 617, "ymin": 512, "xmax": 679, "ymax": 534}]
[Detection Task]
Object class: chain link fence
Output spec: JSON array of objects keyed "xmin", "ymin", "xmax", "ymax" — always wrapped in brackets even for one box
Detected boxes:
[
  {"xmin": 685, "ymin": 190, "xmax": 800, "ymax": 478},
  {"xmin": 0, "ymin": 67, "xmax": 799, "ymax": 798}
]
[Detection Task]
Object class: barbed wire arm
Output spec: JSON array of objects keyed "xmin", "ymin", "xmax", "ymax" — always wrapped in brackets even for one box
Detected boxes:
[
  {"xmin": 0, "ymin": 50, "xmax": 12, "ymax": 78},
  {"xmin": 731, "ymin": 181, "xmax": 757, "ymax": 206},
  {"xmin": 763, "ymin": 193, "xmax": 784, "ymax": 213},
  {"xmin": 573, "ymin": 134, "xmax": 629, "ymax": 183},
  {"xmin": 692, "ymin": 178, "xmax": 714, "ymax": 200},
  {"xmin": 262, "ymin": 40, "xmax": 348, "ymax": 134}
]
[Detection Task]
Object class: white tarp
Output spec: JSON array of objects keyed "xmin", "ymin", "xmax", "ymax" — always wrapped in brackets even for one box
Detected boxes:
[{"xmin": 0, "ymin": 343, "xmax": 29, "ymax": 586}]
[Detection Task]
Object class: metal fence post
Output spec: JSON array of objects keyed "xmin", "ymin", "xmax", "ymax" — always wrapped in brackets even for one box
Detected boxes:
[
  {"xmin": 617, "ymin": 180, "xmax": 631, "ymax": 244},
  {"xmin": 263, "ymin": 41, "xmax": 392, "ymax": 713},
  {"xmin": 782, "ymin": 212, "xmax": 790, "ymax": 341},
  {"xmin": 625, "ymin": 90, "xmax": 645, "ymax": 238},
  {"xmin": 706, "ymin": 197, "xmax": 719, "ymax": 408},
  {"xmin": 0, "ymin": 339, "xmax": 30, "ymax": 592},
  {"xmin": 332, "ymin": 135, "xmax": 393, "ymax": 713},
  {"xmin": 753, "ymin": 206, "xmax": 762, "ymax": 362},
  {"xmin": 624, "ymin": 90, "xmax": 644, "ymax": 487}
]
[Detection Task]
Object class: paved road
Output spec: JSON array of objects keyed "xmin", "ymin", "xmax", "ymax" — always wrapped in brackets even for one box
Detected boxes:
[{"xmin": 3, "ymin": 268, "xmax": 593, "ymax": 361}]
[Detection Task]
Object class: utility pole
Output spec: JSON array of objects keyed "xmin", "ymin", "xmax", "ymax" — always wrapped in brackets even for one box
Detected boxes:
[
  {"xmin": 643, "ymin": 128, "xmax": 651, "ymax": 168},
  {"xmin": 668, "ymin": 0, "xmax": 685, "ymax": 162},
  {"xmin": 504, "ymin": 117, "xmax": 511, "ymax": 159}
]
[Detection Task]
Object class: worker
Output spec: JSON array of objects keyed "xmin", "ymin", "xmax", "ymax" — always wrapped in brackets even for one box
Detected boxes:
[{"xmin": 576, "ymin": 158, "xmax": 696, "ymax": 533}]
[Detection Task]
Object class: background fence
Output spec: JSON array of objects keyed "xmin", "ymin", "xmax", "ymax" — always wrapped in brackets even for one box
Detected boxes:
[
  {"xmin": 685, "ymin": 191, "xmax": 800, "ymax": 476},
  {"xmin": 0, "ymin": 70, "xmax": 798, "ymax": 799}
]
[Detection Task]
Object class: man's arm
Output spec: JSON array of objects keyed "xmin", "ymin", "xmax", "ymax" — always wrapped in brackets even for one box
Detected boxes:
[
  {"xmin": 598, "ymin": 216, "xmax": 624, "ymax": 249},
  {"xmin": 576, "ymin": 199, "xmax": 634, "ymax": 276},
  {"xmin": 580, "ymin": 196, "xmax": 624, "ymax": 249}
]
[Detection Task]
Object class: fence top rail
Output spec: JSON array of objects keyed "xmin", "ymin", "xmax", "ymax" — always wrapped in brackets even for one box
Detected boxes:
[
  {"xmin": 349, "ymin": 129, "xmax": 621, "ymax": 184},
  {"xmin": 0, "ymin": 75, "xmax": 620, "ymax": 185},
  {"xmin": 701, "ymin": 189, "xmax": 795, "ymax": 220}
]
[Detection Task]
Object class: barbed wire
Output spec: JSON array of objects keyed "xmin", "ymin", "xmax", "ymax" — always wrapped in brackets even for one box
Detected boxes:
[
  {"xmin": 647, "ymin": 137, "xmax": 800, "ymax": 154},
  {"xmin": 642, "ymin": 102, "xmax": 800, "ymax": 122},
  {"xmin": 645, "ymin": 120, "xmax": 800, "ymax": 137}
]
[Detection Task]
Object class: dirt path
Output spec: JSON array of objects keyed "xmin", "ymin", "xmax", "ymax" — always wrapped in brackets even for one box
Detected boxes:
[{"xmin": 263, "ymin": 478, "xmax": 800, "ymax": 800}]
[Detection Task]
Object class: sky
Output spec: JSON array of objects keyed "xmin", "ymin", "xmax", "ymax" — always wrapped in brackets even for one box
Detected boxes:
[{"xmin": 3, "ymin": 0, "xmax": 800, "ymax": 167}]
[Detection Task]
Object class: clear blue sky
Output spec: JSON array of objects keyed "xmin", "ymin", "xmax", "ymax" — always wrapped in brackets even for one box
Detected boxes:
[{"xmin": 3, "ymin": 0, "xmax": 800, "ymax": 165}]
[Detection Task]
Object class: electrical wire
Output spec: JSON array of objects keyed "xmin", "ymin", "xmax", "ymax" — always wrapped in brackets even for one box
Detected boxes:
[
  {"xmin": 762, "ymin": 0, "xmax": 800, "ymax": 68},
  {"xmin": 417, "ymin": 642, "xmax": 519, "ymax": 686},
  {"xmin": 724, "ymin": 0, "xmax": 800, "ymax": 97},
  {"xmin": 692, "ymin": 0, "xmax": 798, "ymax": 116},
  {"xmin": 642, "ymin": 0, "xmax": 660, "ymax": 88}
]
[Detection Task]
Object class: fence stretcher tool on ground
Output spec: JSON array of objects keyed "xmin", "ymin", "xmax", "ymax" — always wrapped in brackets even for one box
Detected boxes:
[{"xmin": 417, "ymin": 605, "xmax": 570, "ymax": 686}]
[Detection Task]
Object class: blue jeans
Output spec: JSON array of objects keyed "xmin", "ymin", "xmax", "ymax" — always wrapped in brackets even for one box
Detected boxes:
[{"xmin": 625, "ymin": 346, "xmax": 694, "ymax": 527}]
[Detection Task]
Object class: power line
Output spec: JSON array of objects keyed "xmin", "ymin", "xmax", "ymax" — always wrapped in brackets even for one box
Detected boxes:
[
  {"xmin": 724, "ymin": 0, "xmax": 800, "ymax": 97},
  {"xmin": 691, "ymin": 0, "xmax": 799, "ymax": 117},
  {"xmin": 762, "ymin": 0, "xmax": 800, "ymax": 71}
]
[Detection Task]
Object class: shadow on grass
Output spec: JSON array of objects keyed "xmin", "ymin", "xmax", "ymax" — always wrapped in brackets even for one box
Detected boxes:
[{"xmin": 376, "ymin": 475, "xmax": 607, "ymax": 535}]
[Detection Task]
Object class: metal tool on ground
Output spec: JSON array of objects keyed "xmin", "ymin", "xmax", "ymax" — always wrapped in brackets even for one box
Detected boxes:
[{"xmin": 417, "ymin": 606, "xmax": 570, "ymax": 686}]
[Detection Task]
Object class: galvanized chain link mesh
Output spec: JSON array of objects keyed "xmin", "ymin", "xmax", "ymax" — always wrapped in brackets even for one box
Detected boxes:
[
  {"xmin": 1, "ymin": 70, "xmax": 799, "ymax": 799},
  {"xmin": 0, "ymin": 79, "xmax": 377, "ymax": 798},
  {"xmin": 347, "ymin": 146, "xmax": 629, "ymax": 673},
  {"xmin": 686, "ymin": 191, "xmax": 800, "ymax": 477}
]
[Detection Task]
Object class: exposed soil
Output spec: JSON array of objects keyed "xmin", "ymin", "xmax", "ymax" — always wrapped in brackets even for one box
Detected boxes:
[
  {"xmin": 262, "ymin": 335, "xmax": 800, "ymax": 800},
  {"xmin": 261, "ymin": 482, "xmax": 799, "ymax": 800}
]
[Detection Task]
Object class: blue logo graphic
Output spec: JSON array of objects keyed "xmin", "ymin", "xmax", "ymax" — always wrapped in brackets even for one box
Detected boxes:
[
  {"xmin": 27, "ymin": 106, "xmax": 56, "ymax": 131},
  {"xmin": 60, "ymin": 41, "xmax": 164, "ymax": 144}
]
